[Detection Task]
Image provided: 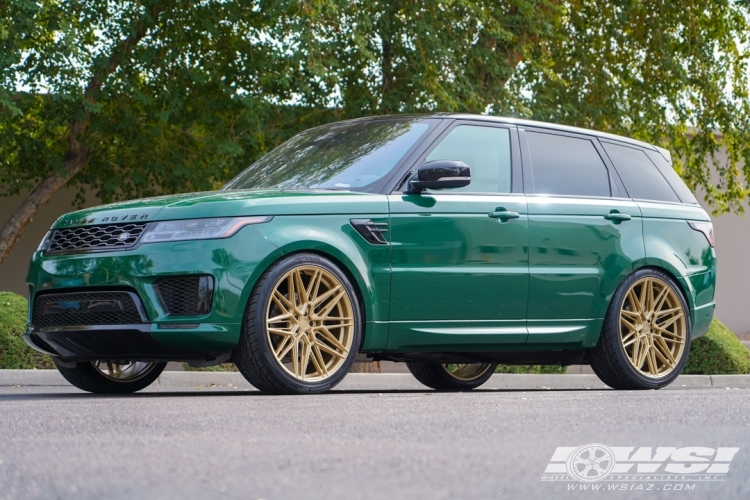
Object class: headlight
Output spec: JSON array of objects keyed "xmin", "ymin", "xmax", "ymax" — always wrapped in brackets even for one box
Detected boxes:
[
  {"xmin": 141, "ymin": 216, "xmax": 272, "ymax": 244},
  {"xmin": 37, "ymin": 231, "xmax": 51, "ymax": 252}
]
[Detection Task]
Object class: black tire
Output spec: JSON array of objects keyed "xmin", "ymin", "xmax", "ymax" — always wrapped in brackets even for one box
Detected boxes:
[
  {"xmin": 234, "ymin": 253, "xmax": 363, "ymax": 395},
  {"xmin": 54, "ymin": 360, "xmax": 166, "ymax": 394},
  {"xmin": 589, "ymin": 268, "xmax": 691, "ymax": 390},
  {"xmin": 407, "ymin": 362, "xmax": 497, "ymax": 391}
]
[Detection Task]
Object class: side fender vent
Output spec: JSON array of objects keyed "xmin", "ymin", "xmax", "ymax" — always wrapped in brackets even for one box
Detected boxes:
[{"xmin": 350, "ymin": 219, "xmax": 388, "ymax": 245}]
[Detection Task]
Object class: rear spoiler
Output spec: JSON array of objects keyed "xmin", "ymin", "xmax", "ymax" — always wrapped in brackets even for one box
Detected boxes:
[{"xmin": 655, "ymin": 145, "xmax": 672, "ymax": 165}]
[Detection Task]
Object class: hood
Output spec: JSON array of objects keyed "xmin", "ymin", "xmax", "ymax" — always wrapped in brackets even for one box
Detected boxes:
[{"xmin": 52, "ymin": 189, "xmax": 388, "ymax": 229}]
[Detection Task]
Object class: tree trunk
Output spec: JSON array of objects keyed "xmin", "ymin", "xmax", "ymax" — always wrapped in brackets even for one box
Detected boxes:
[{"xmin": 0, "ymin": 5, "xmax": 167, "ymax": 268}]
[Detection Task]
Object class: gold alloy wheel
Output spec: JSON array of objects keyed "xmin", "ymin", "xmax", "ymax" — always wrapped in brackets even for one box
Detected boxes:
[
  {"xmin": 91, "ymin": 361, "xmax": 156, "ymax": 382},
  {"xmin": 441, "ymin": 363, "xmax": 493, "ymax": 381},
  {"xmin": 266, "ymin": 265, "xmax": 355, "ymax": 382},
  {"xmin": 619, "ymin": 277, "xmax": 687, "ymax": 378}
]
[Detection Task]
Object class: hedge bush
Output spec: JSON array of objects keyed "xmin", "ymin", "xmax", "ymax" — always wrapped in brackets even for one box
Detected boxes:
[
  {"xmin": 0, "ymin": 292, "xmax": 54, "ymax": 369},
  {"xmin": 495, "ymin": 364, "xmax": 568, "ymax": 374},
  {"xmin": 683, "ymin": 319, "xmax": 750, "ymax": 375}
]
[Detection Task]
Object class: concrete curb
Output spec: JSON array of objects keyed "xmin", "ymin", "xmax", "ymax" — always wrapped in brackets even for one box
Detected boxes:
[{"xmin": 1, "ymin": 370, "xmax": 750, "ymax": 390}]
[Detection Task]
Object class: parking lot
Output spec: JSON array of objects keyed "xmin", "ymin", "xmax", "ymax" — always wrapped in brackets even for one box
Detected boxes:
[{"xmin": 1, "ymin": 373, "xmax": 748, "ymax": 500}]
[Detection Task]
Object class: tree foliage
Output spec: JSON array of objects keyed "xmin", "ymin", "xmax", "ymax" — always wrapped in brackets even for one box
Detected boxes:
[{"xmin": 1, "ymin": 0, "xmax": 749, "ymax": 265}]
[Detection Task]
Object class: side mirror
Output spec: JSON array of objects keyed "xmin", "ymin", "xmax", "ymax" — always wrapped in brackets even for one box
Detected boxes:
[{"xmin": 409, "ymin": 160, "xmax": 471, "ymax": 192}]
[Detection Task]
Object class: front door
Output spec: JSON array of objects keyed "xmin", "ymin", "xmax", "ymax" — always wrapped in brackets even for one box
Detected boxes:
[{"xmin": 386, "ymin": 122, "xmax": 529, "ymax": 351}]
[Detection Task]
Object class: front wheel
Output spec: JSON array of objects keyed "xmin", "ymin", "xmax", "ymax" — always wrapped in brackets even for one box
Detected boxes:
[
  {"xmin": 407, "ymin": 362, "xmax": 497, "ymax": 391},
  {"xmin": 55, "ymin": 360, "xmax": 165, "ymax": 393},
  {"xmin": 234, "ymin": 253, "xmax": 362, "ymax": 395},
  {"xmin": 590, "ymin": 268, "xmax": 691, "ymax": 390}
]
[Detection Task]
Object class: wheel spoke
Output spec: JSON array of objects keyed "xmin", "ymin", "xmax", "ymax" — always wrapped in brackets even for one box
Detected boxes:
[
  {"xmin": 653, "ymin": 337, "xmax": 677, "ymax": 368},
  {"xmin": 621, "ymin": 309, "xmax": 641, "ymax": 320},
  {"xmin": 654, "ymin": 329, "xmax": 685, "ymax": 344},
  {"xmin": 308, "ymin": 270, "xmax": 323, "ymax": 303},
  {"xmin": 310, "ymin": 285, "xmax": 342, "ymax": 308},
  {"xmin": 315, "ymin": 289, "xmax": 346, "ymax": 319},
  {"xmin": 274, "ymin": 335, "xmax": 295, "ymax": 359},
  {"xmin": 299, "ymin": 340, "xmax": 312, "ymax": 378},
  {"xmin": 315, "ymin": 339, "xmax": 346, "ymax": 359},
  {"xmin": 311, "ymin": 344, "xmax": 329, "ymax": 377},
  {"xmin": 272, "ymin": 290, "xmax": 294, "ymax": 315},
  {"xmin": 655, "ymin": 306, "xmax": 683, "ymax": 319},
  {"xmin": 645, "ymin": 345, "xmax": 658, "ymax": 375},
  {"xmin": 627, "ymin": 289, "xmax": 642, "ymax": 313},
  {"xmin": 268, "ymin": 327, "xmax": 296, "ymax": 337},
  {"xmin": 315, "ymin": 325, "xmax": 349, "ymax": 354},
  {"xmin": 267, "ymin": 312, "xmax": 294, "ymax": 324},
  {"xmin": 655, "ymin": 312, "xmax": 684, "ymax": 331},
  {"xmin": 620, "ymin": 316, "xmax": 638, "ymax": 334},
  {"xmin": 646, "ymin": 278, "xmax": 655, "ymax": 313},
  {"xmin": 291, "ymin": 337, "xmax": 300, "ymax": 375},
  {"xmin": 621, "ymin": 332, "xmax": 638, "ymax": 347},
  {"xmin": 293, "ymin": 269, "xmax": 307, "ymax": 307},
  {"xmin": 630, "ymin": 336, "xmax": 641, "ymax": 365},
  {"xmin": 638, "ymin": 279, "xmax": 650, "ymax": 313},
  {"xmin": 653, "ymin": 285, "xmax": 670, "ymax": 312}
]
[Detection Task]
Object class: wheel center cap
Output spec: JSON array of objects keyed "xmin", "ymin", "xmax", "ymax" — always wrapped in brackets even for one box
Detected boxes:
[{"xmin": 299, "ymin": 317, "xmax": 310, "ymax": 331}]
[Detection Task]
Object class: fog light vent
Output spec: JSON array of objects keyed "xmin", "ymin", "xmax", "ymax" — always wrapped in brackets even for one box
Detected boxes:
[{"xmin": 153, "ymin": 276, "xmax": 214, "ymax": 316}]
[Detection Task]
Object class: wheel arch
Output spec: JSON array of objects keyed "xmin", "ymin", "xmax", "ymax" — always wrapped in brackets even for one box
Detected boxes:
[
  {"xmin": 628, "ymin": 262, "xmax": 695, "ymax": 312},
  {"xmin": 237, "ymin": 232, "xmax": 385, "ymax": 351}
]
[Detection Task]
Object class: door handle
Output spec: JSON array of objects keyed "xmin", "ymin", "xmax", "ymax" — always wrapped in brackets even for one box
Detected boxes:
[
  {"xmin": 488, "ymin": 210, "xmax": 520, "ymax": 221},
  {"xmin": 604, "ymin": 211, "xmax": 632, "ymax": 223}
]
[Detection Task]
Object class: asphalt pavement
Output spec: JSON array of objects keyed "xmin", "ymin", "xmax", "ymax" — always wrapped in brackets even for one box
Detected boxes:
[{"xmin": 0, "ymin": 373, "xmax": 749, "ymax": 500}]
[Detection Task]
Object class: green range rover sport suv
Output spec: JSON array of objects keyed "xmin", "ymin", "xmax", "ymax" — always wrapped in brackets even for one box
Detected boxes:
[{"xmin": 24, "ymin": 114, "xmax": 716, "ymax": 394}]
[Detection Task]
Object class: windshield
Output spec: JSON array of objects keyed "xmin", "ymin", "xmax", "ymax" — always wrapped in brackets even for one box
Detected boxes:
[{"xmin": 223, "ymin": 118, "xmax": 433, "ymax": 192}]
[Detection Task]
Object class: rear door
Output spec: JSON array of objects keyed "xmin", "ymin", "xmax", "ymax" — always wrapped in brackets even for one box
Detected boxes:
[
  {"xmin": 521, "ymin": 128, "xmax": 645, "ymax": 348},
  {"xmin": 387, "ymin": 121, "xmax": 529, "ymax": 350}
]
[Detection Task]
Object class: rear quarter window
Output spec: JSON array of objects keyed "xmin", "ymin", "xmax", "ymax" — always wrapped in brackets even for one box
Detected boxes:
[
  {"xmin": 601, "ymin": 142, "xmax": 680, "ymax": 203},
  {"xmin": 643, "ymin": 149, "xmax": 698, "ymax": 204}
]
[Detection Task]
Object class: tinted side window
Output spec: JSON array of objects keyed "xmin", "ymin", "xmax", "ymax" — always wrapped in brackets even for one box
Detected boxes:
[
  {"xmin": 526, "ymin": 132, "xmax": 610, "ymax": 197},
  {"xmin": 426, "ymin": 125, "xmax": 511, "ymax": 193},
  {"xmin": 644, "ymin": 149, "xmax": 698, "ymax": 204},
  {"xmin": 601, "ymin": 142, "xmax": 680, "ymax": 202}
]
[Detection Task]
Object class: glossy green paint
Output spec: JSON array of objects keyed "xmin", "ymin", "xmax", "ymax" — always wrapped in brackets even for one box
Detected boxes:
[
  {"xmin": 52, "ymin": 190, "xmax": 389, "ymax": 228},
  {"xmin": 26, "ymin": 184, "xmax": 716, "ymax": 358},
  {"xmin": 27, "ymin": 224, "xmax": 282, "ymax": 351},
  {"xmin": 253, "ymin": 211, "xmax": 392, "ymax": 351},
  {"xmin": 638, "ymin": 201, "xmax": 716, "ymax": 338},
  {"xmin": 387, "ymin": 193, "xmax": 529, "ymax": 350},
  {"xmin": 526, "ymin": 196, "xmax": 644, "ymax": 347}
]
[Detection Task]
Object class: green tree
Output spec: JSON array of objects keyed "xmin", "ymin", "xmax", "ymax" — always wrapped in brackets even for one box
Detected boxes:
[
  {"xmin": 508, "ymin": 0, "xmax": 750, "ymax": 213},
  {"xmin": 2, "ymin": 1, "xmax": 749, "ymax": 268}
]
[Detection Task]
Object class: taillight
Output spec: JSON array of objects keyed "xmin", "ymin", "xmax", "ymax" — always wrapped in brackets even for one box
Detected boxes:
[{"xmin": 688, "ymin": 221, "xmax": 715, "ymax": 247}]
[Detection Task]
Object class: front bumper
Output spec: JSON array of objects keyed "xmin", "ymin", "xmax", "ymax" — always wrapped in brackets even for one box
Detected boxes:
[
  {"xmin": 23, "ymin": 325, "xmax": 218, "ymax": 363},
  {"xmin": 25, "ymin": 224, "xmax": 282, "ymax": 358}
]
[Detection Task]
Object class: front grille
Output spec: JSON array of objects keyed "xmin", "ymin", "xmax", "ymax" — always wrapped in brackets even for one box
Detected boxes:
[
  {"xmin": 33, "ymin": 291, "xmax": 147, "ymax": 328},
  {"xmin": 153, "ymin": 276, "xmax": 214, "ymax": 316},
  {"xmin": 47, "ymin": 223, "xmax": 148, "ymax": 254}
]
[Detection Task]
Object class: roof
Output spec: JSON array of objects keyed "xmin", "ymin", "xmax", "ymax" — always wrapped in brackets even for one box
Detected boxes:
[{"xmin": 342, "ymin": 113, "xmax": 672, "ymax": 164}]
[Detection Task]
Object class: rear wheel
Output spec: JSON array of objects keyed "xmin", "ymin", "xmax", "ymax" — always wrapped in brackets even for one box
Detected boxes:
[
  {"xmin": 407, "ymin": 362, "xmax": 497, "ymax": 391},
  {"xmin": 54, "ymin": 360, "xmax": 165, "ymax": 393},
  {"xmin": 234, "ymin": 253, "xmax": 362, "ymax": 395},
  {"xmin": 590, "ymin": 268, "xmax": 690, "ymax": 390}
]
